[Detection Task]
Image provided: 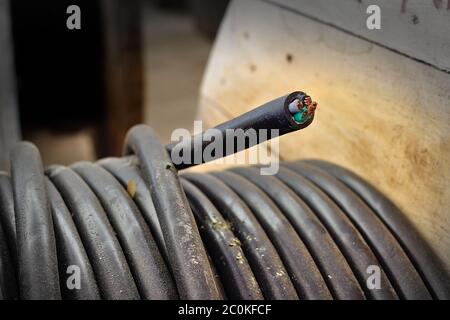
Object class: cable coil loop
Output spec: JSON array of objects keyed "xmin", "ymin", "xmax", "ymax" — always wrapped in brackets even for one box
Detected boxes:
[{"xmin": 0, "ymin": 92, "xmax": 448, "ymax": 300}]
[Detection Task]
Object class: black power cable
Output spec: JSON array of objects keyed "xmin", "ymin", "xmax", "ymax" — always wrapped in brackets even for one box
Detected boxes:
[
  {"xmin": 0, "ymin": 92, "xmax": 448, "ymax": 300},
  {"xmin": 274, "ymin": 166, "xmax": 398, "ymax": 300},
  {"xmin": 11, "ymin": 143, "xmax": 61, "ymax": 300},
  {"xmin": 301, "ymin": 160, "xmax": 450, "ymax": 300},
  {"xmin": 45, "ymin": 177, "xmax": 101, "ymax": 300},
  {"xmin": 182, "ymin": 172, "xmax": 299, "ymax": 300},
  {"xmin": 72, "ymin": 162, "xmax": 178, "ymax": 300},
  {"xmin": 210, "ymin": 170, "xmax": 333, "ymax": 300},
  {"xmin": 230, "ymin": 167, "xmax": 366, "ymax": 300},
  {"xmin": 47, "ymin": 165, "xmax": 140, "ymax": 300},
  {"xmin": 285, "ymin": 162, "xmax": 432, "ymax": 300},
  {"xmin": 166, "ymin": 91, "xmax": 316, "ymax": 170},
  {"xmin": 181, "ymin": 178, "xmax": 263, "ymax": 300}
]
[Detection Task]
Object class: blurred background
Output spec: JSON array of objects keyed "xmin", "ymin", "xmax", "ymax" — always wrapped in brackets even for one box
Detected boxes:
[{"xmin": 1, "ymin": 0, "xmax": 229, "ymax": 167}]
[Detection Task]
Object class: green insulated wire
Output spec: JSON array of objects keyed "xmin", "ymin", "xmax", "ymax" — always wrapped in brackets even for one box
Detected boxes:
[{"xmin": 288, "ymin": 93, "xmax": 318, "ymax": 125}]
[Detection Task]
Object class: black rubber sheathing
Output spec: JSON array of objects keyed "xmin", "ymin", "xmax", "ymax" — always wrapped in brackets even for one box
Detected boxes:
[
  {"xmin": 303, "ymin": 159, "xmax": 450, "ymax": 300},
  {"xmin": 287, "ymin": 162, "xmax": 432, "ymax": 300},
  {"xmin": 72, "ymin": 162, "xmax": 178, "ymax": 300},
  {"xmin": 1, "ymin": 125, "xmax": 447, "ymax": 300},
  {"xmin": 47, "ymin": 166, "xmax": 140, "ymax": 300},
  {"xmin": 11, "ymin": 142, "xmax": 61, "ymax": 300},
  {"xmin": 231, "ymin": 167, "xmax": 365, "ymax": 300},
  {"xmin": 98, "ymin": 157, "xmax": 167, "ymax": 262},
  {"xmin": 124, "ymin": 125, "xmax": 221, "ymax": 300},
  {"xmin": 98, "ymin": 158, "xmax": 223, "ymax": 299},
  {"xmin": 0, "ymin": 173, "xmax": 19, "ymax": 299},
  {"xmin": 183, "ymin": 172, "xmax": 299, "ymax": 300},
  {"xmin": 0, "ymin": 210, "xmax": 17, "ymax": 299},
  {"xmin": 181, "ymin": 178, "xmax": 263, "ymax": 300},
  {"xmin": 0, "ymin": 173, "xmax": 17, "ymax": 267},
  {"xmin": 0, "ymin": 172, "xmax": 19, "ymax": 300},
  {"xmin": 212, "ymin": 170, "xmax": 332, "ymax": 300},
  {"xmin": 276, "ymin": 166, "xmax": 398, "ymax": 300},
  {"xmin": 206, "ymin": 253, "xmax": 227, "ymax": 299},
  {"xmin": 45, "ymin": 178, "xmax": 101, "ymax": 300},
  {"xmin": 167, "ymin": 92, "xmax": 314, "ymax": 170}
]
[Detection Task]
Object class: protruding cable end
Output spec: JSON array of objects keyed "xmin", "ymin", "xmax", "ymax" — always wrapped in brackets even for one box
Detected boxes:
[{"xmin": 288, "ymin": 92, "xmax": 318, "ymax": 126}]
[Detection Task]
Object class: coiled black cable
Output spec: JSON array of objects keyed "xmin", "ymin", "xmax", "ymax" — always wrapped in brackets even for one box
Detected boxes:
[
  {"xmin": 0, "ymin": 92, "xmax": 448, "ymax": 300},
  {"xmin": 285, "ymin": 162, "xmax": 432, "ymax": 299},
  {"xmin": 182, "ymin": 172, "xmax": 299, "ymax": 300},
  {"xmin": 230, "ymin": 167, "xmax": 366, "ymax": 300},
  {"xmin": 273, "ymin": 166, "xmax": 398, "ymax": 300},
  {"xmin": 181, "ymin": 179, "xmax": 263, "ymax": 300},
  {"xmin": 12, "ymin": 143, "xmax": 60, "ymax": 300},
  {"xmin": 210, "ymin": 170, "xmax": 333, "ymax": 300},
  {"xmin": 300, "ymin": 160, "xmax": 450, "ymax": 300}
]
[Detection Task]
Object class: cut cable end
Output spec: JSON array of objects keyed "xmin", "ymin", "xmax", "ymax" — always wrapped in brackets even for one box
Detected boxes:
[{"xmin": 288, "ymin": 92, "xmax": 318, "ymax": 125}]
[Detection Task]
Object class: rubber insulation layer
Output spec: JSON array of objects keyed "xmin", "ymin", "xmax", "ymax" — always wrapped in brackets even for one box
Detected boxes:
[
  {"xmin": 0, "ymin": 90, "xmax": 448, "ymax": 299},
  {"xmin": 166, "ymin": 91, "xmax": 314, "ymax": 170},
  {"xmin": 0, "ymin": 135, "xmax": 448, "ymax": 299}
]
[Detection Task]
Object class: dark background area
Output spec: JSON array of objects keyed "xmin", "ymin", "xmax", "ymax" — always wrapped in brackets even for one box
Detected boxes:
[
  {"xmin": 1, "ymin": 0, "xmax": 229, "ymax": 166},
  {"xmin": 11, "ymin": 0, "xmax": 104, "ymax": 131}
]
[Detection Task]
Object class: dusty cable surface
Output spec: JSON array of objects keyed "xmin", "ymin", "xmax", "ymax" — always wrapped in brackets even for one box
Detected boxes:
[{"xmin": 0, "ymin": 92, "xmax": 448, "ymax": 300}]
